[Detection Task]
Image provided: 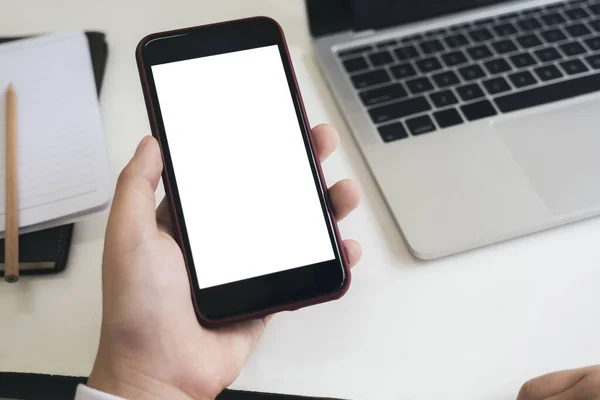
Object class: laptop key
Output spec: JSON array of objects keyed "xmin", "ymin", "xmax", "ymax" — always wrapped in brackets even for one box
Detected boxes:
[
  {"xmin": 420, "ymin": 39, "xmax": 445, "ymax": 54},
  {"xmin": 589, "ymin": 4, "xmax": 600, "ymax": 15},
  {"xmin": 517, "ymin": 17, "xmax": 543, "ymax": 31},
  {"xmin": 510, "ymin": 52, "xmax": 537, "ymax": 67},
  {"xmin": 516, "ymin": 34, "xmax": 543, "ymax": 49},
  {"xmin": 565, "ymin": 23, "xmax": 591, "ymax": 37},
  {"xmin": 430, "ymin": 90, "xmax": 459, "ymax": 107},
  {"xmin": 343, "ymin": 56, "xmax": 369, "ymax": 73},
  {"xmin": 461, "ymin": 99, "xmax": 497, "ymax": 121},
  {"xmin": 368, "ymin": 96, "xmax": 432, "ymax": 123},
  {"xmin": 467, "ymin": 44, "xmax": 493, "ymax": 60},
  {"xmin": 560, "ymin": 59, "xmax": 589, "ymax": 75},
  {"xmin": 484, "ymin": 58, "xmax": 512, "ymax": 74},
  {"xmin": 540, "ymin": 28, "xmax": 567, "ymax": 43},
  {"xmin": 444, "ymin": 33, "xmax": 470, "ymax": 48},
  {"xmin": 406, "ymin": 115, "xmax": 436, "ymax": 135},
  {"xmin": 492, "ymin": 39, "xmax": 518, "ymax": 54},
  {"xmin": 584, "ymin": 36, "xmax": 600, "ymax": 51},
  {"xmin": 442, "ymin": 50, "xmax": 469, "ymax": 66},
  {"xmin": 585, "ymin": 54, "xmax": 600, "ymax": 69},
  {"xmin": 534, "ymin": 46, "xmax": 562, "ymax": 62},
  {"xmin": 534, "ymin": 65, "xmax": 563, "ymax": 81},
  {"xmin": 541, "ymin": 12, "xmax": 567, "ymax": 26},
  {"xmin": 406, "ymin": 77, "xmax": 435, "ymax": 94},
  {"xmin": 432, "ymin": 71, "xmax": 460, "ymax": 88},
  {"xmin": 456, "ymin": 83, "xmax": 486, "ymax": 101},
  {"xmin": 338, "ymin": 45, "xmax": 372, "ymax": 57},
  {"xmin": 590, "ymin": 19, "xmax": 600, "ymax": 32},
  {"xmin": 560, "ymin": 41, "xmax": 587, "ymax": 56},
  {"xmin": 458, "ymin": 64, "xmax": 486, "ymax": 81},
  {"xmin": 377, "ymin": 122, "xmax": 409, "ymax": 143},
  {"xmin": 433, "ymin": 108, "xmax": 464, "ymax": 128},
  {"xmin": 482, "ymin": 77, "xmax": 512, "ymax": 94},
  {"xmin": 416, "ymin": 57, "xmax": 443, "ymax": 73},
  {"xmin": 351, "ymin": 69, "xmax": 391, "ymax": 89},
  {"xmin": 359, "ymin": 83, "xmax": 408, "ymax": 106},
  {"xmin": 469, "ymin": 28, "xmax": 494, "ymax": 42},
  {"xmin": 565, "ymin": 7, "xmax": 590, "ymax": 21},
  {"xmin": 509, "ymin": 70, "xmax": 538, "ymax": 88},
  {"xmin": 390, "ymin": 63, "xmax": 417, "ymax": 79},
  {"xmin": 368, "ymin": 50, "xmax": 395, "ymax": 66},
  {"xmin": 493, "ymin": 22, "xmax": 518, "ymax": 37},
  {"xmin": 394, "ymin": 45, "xmax": 420, "ymax": 61},
  {"xmin": 494, "ymin": 71, "xmax": 600, "ymax": 113}
]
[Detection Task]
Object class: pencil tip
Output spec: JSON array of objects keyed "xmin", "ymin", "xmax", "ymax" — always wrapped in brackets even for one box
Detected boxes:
[{"xmin": 7, "ymin": 83, "xmax": 13, "ymax": 92}]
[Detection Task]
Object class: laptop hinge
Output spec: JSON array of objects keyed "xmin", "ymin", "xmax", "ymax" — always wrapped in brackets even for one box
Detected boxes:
[{"xmin": 352, "ymin": 29, "xmax": 376, "ymax": 38}]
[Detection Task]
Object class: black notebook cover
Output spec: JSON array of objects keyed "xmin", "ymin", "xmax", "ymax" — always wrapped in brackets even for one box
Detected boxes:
[{"xmin": 0, "ymin": 32, "xmax": 108, "ymax": 276}]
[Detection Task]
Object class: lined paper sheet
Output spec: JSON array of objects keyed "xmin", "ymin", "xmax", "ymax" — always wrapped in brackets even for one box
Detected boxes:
[{"xmin": 0, "ymin": 32, "xmax": 110, "ymax": 233}]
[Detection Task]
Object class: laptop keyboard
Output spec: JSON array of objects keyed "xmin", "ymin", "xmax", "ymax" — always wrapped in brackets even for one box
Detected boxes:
[{"xmin": 336, "ymin": 0, "xmax": 600, "ymax": 143}]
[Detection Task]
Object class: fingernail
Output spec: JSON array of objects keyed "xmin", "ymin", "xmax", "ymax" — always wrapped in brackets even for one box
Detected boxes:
[{"xmin": 135, "ymin": 136, "xmax": 150, "ymax": 155}]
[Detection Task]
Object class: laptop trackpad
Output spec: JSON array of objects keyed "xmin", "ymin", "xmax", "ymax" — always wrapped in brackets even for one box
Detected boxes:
[{"xmin": 494, "ymin": 100, "xmax": 600, "ymax": 215}]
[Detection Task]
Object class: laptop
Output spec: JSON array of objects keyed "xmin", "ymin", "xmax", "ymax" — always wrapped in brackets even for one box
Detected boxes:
[{"xmin": 307, "ymin": 0, "xmax": 600, "ymax": 259}]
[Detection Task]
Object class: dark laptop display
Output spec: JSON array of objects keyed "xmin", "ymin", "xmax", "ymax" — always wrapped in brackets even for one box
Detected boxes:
[{"xmin": 307, "ymin": 0, "xmax": 514, "ymax": 36}]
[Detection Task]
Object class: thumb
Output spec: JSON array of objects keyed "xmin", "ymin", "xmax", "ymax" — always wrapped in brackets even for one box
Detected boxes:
[
  {"xmin": 106, "ymin": 136, "xmax": 163, "ymax": 250},
  {"xmin": 517, "ymin": 367, "xmax": 594, "ymax": 400}
]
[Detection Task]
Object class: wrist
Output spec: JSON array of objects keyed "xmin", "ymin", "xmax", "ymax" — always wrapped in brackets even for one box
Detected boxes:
[
  {"xmin": 88, "ymin": 359, "xmax": 188, "ymax": 400},
  {"xmin": 88, "ymin": 351, "xmax": 214, "ymax": 400}
]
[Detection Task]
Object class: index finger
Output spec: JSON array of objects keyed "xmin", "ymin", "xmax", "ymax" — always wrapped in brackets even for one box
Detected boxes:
[
  {"xmin": 311, "ymin": 124, "xmax": 340, "ymax": 162},
  {"xmin": 156, "ymin": 197, "xmax": 173, "ymax": 236}
]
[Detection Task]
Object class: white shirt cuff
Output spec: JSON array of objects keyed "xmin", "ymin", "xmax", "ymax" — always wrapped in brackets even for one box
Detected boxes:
[{"xmin": 75, "ymin": 384, "xmax": 126, "ymax": 400}]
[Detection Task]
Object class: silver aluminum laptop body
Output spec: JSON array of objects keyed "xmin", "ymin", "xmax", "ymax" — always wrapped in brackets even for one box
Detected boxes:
[{"xmin": 311, "ymin": 0, "xmax": 600, "ymax": 259}]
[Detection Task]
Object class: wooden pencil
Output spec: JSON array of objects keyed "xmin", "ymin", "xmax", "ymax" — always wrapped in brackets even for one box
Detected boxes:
[{"xmin": 5, "ymin": 84, "xmax": 19, "ymax": 283}]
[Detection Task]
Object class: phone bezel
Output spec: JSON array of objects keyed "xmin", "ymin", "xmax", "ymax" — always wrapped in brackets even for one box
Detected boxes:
[{"xmin": 136, "ymin": 17, "xmax": 349, "ymax": 325}]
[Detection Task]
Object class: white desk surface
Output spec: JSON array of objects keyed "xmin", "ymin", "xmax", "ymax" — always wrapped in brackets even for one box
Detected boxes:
[{"xmin": 2, "ymin": 1, "xmax": 600, "ymax": 399}]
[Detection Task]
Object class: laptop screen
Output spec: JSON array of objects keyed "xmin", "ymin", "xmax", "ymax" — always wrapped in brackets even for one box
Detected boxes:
[{"xmin": 307, "ymin": 0, "xmax": 515, "ymax": 37}]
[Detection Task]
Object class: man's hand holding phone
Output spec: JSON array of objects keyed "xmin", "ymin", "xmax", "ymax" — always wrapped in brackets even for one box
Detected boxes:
[{"xmin": 87, "ymin": 125, "xmax": 362, "ymax": 400}]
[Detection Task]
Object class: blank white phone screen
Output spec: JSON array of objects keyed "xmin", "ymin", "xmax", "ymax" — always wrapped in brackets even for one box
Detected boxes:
[{"xmin": 152, "ymin": 45, "xmax": 335, "ymax": 289}]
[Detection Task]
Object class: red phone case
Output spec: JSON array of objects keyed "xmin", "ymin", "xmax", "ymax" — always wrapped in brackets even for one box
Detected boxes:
[{"xmin": 136, "ymin": 16, "xmax": 351, "ymax": 327}]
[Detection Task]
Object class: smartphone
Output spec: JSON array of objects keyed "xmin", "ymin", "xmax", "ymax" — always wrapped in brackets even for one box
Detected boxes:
[{"xmin": 136, "ymin": 17, "xmax": 350, "ymax": 327}]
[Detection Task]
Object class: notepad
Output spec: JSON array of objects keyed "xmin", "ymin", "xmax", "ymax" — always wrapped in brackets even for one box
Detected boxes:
[{"xmin": 0, "ymin": 32, "xmax": 110, "ymax": 235}]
